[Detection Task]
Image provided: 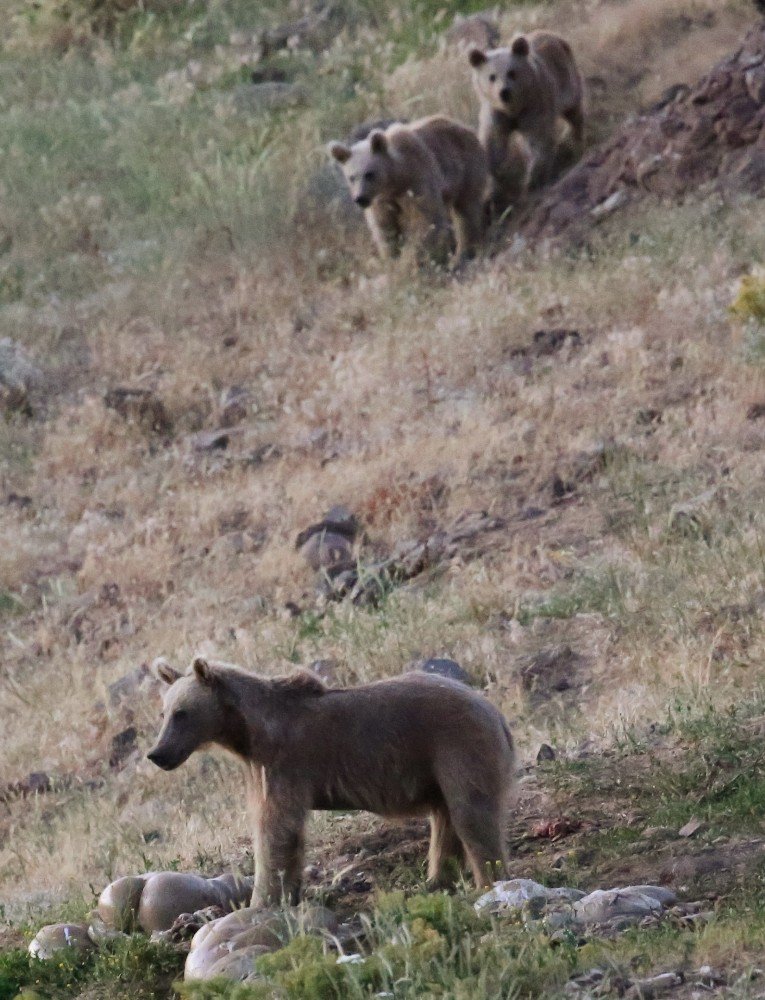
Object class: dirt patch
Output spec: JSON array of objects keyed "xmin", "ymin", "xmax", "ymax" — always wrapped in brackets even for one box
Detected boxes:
[{"xmin": 522, "ymin": 22, "xmax": 765, "ymax": 245}]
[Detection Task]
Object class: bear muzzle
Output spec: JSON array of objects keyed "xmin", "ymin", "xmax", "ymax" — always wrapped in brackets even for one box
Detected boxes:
[
  {"xmin": 499, "ymin": 87, "xmax": 512, "ymax": 103},
  {"xmin": 354, "ymin": 195, "xmax": 371, "ymax": 208},
  {"xmin": 147, "ymin": 747, "xmax": 179, "ymax": 771}
]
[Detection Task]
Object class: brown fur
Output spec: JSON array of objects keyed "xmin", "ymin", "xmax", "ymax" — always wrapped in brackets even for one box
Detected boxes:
[
  {"xmin": 148, "ymin": 658, "xmax": 516, "ymax": 907},
  {"xmin": 328, "ymin": 116, "xmax": 489, "ymax": 267},
  {"xmin": 469, "ymin": 31, "xmax": 585, "ymax": 213}
]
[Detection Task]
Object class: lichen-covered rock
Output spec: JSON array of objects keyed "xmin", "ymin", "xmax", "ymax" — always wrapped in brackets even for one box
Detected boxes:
[
  {"xmin": 573, "ymin": 885, "xmax": 676, "ymax": 926},
  {"xmin": 28, "ymin": 923, "xmax": 94, "ymax": 959},
  {"xmin": 523, "ymin": 24, "xmax": 765, "ymax": 245},
  {"xmin": 475, "ymin": 878, "xmax": 585, "ymax": 915}
]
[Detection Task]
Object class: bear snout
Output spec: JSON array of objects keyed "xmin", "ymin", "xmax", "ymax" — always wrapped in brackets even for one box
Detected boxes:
[
  {"xmin": 499, "ymin": 87, "xmax": 512, "ymax": 103},
  {"xmin": 147, "ymin": 747, "xmax": 176, "ymax": 770},
  {"xmin": 354, "ymin": 195, "xmax": 371, "ymax": 208}
]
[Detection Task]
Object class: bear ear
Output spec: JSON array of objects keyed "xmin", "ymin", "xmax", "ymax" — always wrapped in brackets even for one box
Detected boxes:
[
  {"xmin": 193, "ymin": 656, "xmax": 218, "ymax": 687},
  {"xmin": 468, "ymin": 47, "xmax": 487, "ymax": 68},
  {"xmin": 328, "ymin": 141, "xmax": 351, "ymax": 164},
  {"xmin": 153, "ymin": 657, "xmax": 182, "ymax": 686},
  {"xmin": 369, "ymin": 130, "xmax": 388, "ymax": 155},
  {"xmin": 511, "ymin": 35, "xmax": 530, "ymax": 57}
]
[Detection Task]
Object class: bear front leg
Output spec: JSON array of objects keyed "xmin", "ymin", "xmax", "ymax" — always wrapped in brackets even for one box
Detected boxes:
[
  {"xmin": 366, "ymin": 200, "xmax": 401, "ymax": 259},
  {"xmin": 250, "ymin": 779, "xmax": 307, "ymax": 907},
  {"xmin": 526, "ymin": 128, "xmax": 558, "ymax": 191},
  {"xmin": 411, "ymin": 186, "xmax": 452, "ymax": 267}
]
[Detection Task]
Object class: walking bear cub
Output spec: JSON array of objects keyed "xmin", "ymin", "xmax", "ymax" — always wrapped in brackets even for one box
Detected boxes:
[
  {"xmin": 148, "ymin": 657, "xmax": 515, "ymax": 907},
  {"xmin": 469, "ymin": 31, "xmax": 584, "ymax": 213},
  {"xmin": 328, "ymin": 116, "xmax": 488, "ymax": 267}
]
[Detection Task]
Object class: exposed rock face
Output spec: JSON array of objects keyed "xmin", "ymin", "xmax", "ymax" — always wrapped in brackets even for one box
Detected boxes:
[{"xmin": 523, "ymin": 24, "xmax": 765, "ymax": 245}]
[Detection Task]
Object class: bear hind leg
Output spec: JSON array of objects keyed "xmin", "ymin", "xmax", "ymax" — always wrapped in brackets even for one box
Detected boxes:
[
  {"xmin": 447, "ymin": 795, "xmax": 507, "ymax": 888},
  {"xmin": 451, "ymin": 201, "xmax": 484, "ymax": 267}
]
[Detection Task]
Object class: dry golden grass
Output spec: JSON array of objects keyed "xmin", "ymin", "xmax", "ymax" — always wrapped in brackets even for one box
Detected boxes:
[{"xmin": 0, "ymin": 0, "xmax": 764, "ymax": 929}]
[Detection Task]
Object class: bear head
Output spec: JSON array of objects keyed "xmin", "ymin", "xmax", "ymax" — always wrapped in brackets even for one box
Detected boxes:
[
  {"xmin": 468, "ymin": 36, "xmax": 535, "ymax": 118},
  {"xmin": 328, "ymin": 130, "xmax": 394, "ymax": 209},
  {"xmin": 147, "ymin": 656, "xmax": 230, "ymax": 770}
]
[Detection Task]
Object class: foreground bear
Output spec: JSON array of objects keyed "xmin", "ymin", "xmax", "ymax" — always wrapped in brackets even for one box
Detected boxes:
[
  {"xmin": 328, "ymin": 116, "xmax": 488, "ymax": 267},
  {"xmin": 148, "ymin": 657, "xmax": 515, "ymax": 906},
  {"xmin": 469, "ymin": 31, "xmax": 584, "ymax": 212}
]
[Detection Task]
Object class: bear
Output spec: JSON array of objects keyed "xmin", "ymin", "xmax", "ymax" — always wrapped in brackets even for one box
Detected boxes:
[
  {"xmin": 468, "ymin": 31, "xmax": 585, "ymax": 214},
  {"xmin": 327, "ymin": 115, "xmax": 489, "ymax": 267},
  {"xmin": 148, "ymin": 657, "xmax": 516, "ymax": 907}
]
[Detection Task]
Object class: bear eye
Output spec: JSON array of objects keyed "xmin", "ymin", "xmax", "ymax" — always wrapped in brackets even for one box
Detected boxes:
[
  {"xmin": 489, "ymin": 73, "xmax": 496, "ymax": 83},
  {"xmin": 364, "ymin": 171, "xmax": 375, "ymax": 181},
  {"xmin": 507, "ymin": 69, "xmax": 516, "ymax": 80},
  {"xmin": 159, "ymin": 711, "xmax": 165, "ymax": 721},
  {"xmin": 349, "ymin": 174, "xmax": 357, "ymax": 183}
]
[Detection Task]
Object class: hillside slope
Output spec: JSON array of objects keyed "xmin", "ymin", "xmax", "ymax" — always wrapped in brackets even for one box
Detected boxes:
[{"xmin": 1, "ymin": 0, "xmax": 765, "ymax": 996}]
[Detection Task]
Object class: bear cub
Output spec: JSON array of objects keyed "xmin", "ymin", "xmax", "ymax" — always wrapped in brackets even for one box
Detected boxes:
[
  {"xmin": 469, "ymin": 31, "xmax": 584, "ymax": 214},
  {"xmin": 328, "ymin": 115, "xmax": 489, "ymax": 267}
]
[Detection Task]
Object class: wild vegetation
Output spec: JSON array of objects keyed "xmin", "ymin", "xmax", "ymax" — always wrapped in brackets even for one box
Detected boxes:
[{"xmin": 1, "ymin": 0, "xmax": 765, "ymax": 995}]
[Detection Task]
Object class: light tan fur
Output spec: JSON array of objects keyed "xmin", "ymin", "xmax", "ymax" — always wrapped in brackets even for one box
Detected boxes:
[
  {"xmin": 328, "ymin": 116, "xmax": 489, "ymax": 267},
  {"xmin": 469, "ymin": 31, "xmax": 584, "ymax": 213},
  {"xmin": 148, "ymin": 657, "xmax": 516, "ymax": 907}
]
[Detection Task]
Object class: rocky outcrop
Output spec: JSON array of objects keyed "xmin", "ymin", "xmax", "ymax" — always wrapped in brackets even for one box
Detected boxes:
[{"xmin": 523, "ymin": 23, "xmax": 765, "ymax": 244}]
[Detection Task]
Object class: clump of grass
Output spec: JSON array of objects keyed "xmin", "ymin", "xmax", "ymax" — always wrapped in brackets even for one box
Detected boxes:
[
  {"xmin": 0, "ymin": 936, "xmax": 183, "ymax": 1000},
  {"xmin": 547, "ymin": 691, "xmax": 765, "ymax": 836},
  {"xmin": 731, "ymin": 268, "xmax": 765, "ymax": 325}
]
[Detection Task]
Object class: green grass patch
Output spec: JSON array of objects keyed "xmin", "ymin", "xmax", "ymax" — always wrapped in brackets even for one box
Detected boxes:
[
  {"xmin": 0, "ymin": 934, "xmax": 183, "ymax": 1000},
  {"xmin": 547, "ymin": 692, "xmax": 765, "ymax": 836}
]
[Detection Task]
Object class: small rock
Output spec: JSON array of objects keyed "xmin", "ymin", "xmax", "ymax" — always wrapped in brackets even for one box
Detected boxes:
[
  {"xmin": 28, "ymin": 924, "xmax": 94, "ymax": 959},
  {"xmin": 6, "ymin": 492, "xmax": 33, "ymax": 509},
  {"xmin": 108, "ymin": 663, "xmax": 161, "ymax": 710},
  {"xmin": 445, "ymin": 12, "xmax": 499, "ymax": 51},
  {"xmin": 678, "ymin": 816, "xmax": 704, "ymax": 838},
  {"xmin": 537, "ymin": 743, "xmax": 556, "ymax": 763},
  {"xmin": 408, "ymin": 657, "xmax": 471, "ymax": 685},
  {"xmin": 518, "ymin": 645, "xmax": 584, "ymax": 699},
  {"xmin": 219, "ymin": 386, "xmax": 251, "ymax": 427},
  {"xmin": 189, "ymin": 428, "xmax": 241, "ymax": 453},
  {"xmin": 696, "ymin": 965, "xmax": 726, "ymax": 987},
  {"xmin": 573, "ymin": 886, "xmax": 674, "ymax": 926},
  {"xmin": 625, "ymin": 971, "xmax": 683, "ymax": 998},
  {"xmin": 109, "ymin": 726, "xmax": 138, "ymax": 769},
  {"xmin": 0, "ymin": 337, "xmax": 43, "ymax": 413},
  {"xmin": 520, "ymin": 506, "xmax": 546, "ymax": 521},
  {"xmin": 530, "ymin": 328, "xmax": 582, "ymax": 357},
  {"xmin": 591, "ymin": 189, "xmax": 629, "ymax": 219},
  {"xmin": 104, "ymin": 386, "xmax": 172, "ymax": 434},
  {"xmin": 475, "ymin": 879, "xmax": 585, "ymax": 915}
]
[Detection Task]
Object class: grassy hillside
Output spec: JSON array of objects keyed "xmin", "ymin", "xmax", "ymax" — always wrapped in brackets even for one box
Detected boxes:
[{"xmin": 2, "ymin": 0, "xmax": 765, "ymax": 995}]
